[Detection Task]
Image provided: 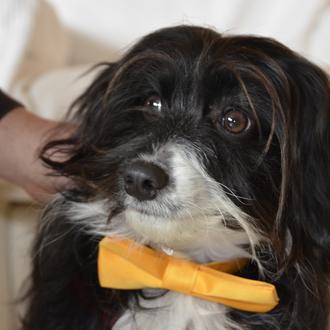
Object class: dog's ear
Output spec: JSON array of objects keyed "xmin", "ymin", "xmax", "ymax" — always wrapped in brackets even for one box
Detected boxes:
[
  {"xmin": 70, "ymin": 63, "xmax": 118, "ymax": 120},
  {"xmin": 275, "ymin": 58, "xmax": 330, "ymax": 270},
  {"xmin": 40, "ymin": 63, "xmax": 119, "ymax": 189}
]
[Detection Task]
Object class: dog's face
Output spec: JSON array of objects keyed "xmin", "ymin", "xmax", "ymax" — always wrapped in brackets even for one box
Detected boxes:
[{"xmin": 44, "ymin": 26, "xmax": 330, "ymax": 267}]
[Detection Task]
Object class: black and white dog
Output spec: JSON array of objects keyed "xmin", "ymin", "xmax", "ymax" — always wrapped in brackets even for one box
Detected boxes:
[{"xmin": 23, "ymin": 26, "xmax": 330, "ymax": 330}]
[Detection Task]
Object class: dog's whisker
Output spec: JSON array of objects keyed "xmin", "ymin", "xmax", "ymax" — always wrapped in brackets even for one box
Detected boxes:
[{"xmin": 217, "ymin": 182, "xmax": 253, "ymax": 203}]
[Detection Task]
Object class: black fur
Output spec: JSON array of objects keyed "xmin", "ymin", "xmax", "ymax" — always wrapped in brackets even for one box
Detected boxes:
[{"xmin": 22, "ymin": 26, "xmax": 330, "ymax": 329}]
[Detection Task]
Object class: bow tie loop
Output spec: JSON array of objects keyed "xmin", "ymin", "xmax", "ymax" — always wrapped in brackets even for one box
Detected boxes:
[{"xmin": 98, "ymin": 237, "xmax": 279, "ymax": 313}]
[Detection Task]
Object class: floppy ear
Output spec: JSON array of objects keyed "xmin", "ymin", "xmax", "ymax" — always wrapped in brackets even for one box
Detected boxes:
[
  {"xmin": 70, "ymin": 63, "xmax": 118, "ymax": 122},
  {"xmin": 275, "ymin": 58, "xmax": 330, "ymax": 270},
  {"xmin": 40, "ymin": 63, "xmax": 118, "ymax": 172}
]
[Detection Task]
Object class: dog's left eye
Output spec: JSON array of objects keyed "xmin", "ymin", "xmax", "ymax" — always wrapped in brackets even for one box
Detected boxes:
[{"xmin": 144, "ymin": 96, "xmax": 162, "ymax": 112}]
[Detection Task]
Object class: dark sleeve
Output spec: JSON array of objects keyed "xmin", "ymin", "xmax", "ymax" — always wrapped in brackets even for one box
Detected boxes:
[{"xmin": 0, "ymin": 90, "xmax": 23, "ymax": 120}]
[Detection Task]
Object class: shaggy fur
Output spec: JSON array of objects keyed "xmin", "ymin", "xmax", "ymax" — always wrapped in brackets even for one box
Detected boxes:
[{"xmin": 22, "ymin": 26, "xmax": 330, "ymax": 330}]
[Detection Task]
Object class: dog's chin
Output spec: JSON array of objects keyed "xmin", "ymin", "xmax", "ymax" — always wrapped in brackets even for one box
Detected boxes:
[
  {"xmin": 124, "ymin": 207, "xmax": 200, "ymax": 247},
  {"xmin": 122, "ymin": 207, "xmax": 252, "ymax": 263}
]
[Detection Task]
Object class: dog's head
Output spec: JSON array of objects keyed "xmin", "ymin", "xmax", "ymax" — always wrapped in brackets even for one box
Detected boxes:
[{"xmin": 43, "ymin": 26, "xmax": 330, "ymax": 270}]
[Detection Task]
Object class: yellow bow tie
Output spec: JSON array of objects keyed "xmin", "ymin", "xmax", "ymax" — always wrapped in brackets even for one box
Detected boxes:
[{"xmin": 98, "ymin": 237, "xmax": 279, "ymax": 313}]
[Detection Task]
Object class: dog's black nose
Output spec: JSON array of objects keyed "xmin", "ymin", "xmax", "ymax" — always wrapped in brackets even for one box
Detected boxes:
[{"xmin": 123, "ymin": 161, "xmax": 168, "ymax": 201}]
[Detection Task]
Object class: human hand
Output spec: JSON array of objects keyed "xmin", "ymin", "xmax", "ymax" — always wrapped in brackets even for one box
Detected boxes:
[{"xmin": 0, "ymin": 107, "xmax": 75, "ymax": 202}]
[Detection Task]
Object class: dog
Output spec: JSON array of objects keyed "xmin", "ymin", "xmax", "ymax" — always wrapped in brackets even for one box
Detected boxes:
[{"xmin": 22, "ymin": 25, "xmax": 330, "ymax": 330}]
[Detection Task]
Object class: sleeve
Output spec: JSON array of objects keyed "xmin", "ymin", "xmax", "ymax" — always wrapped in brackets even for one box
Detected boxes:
[{"xmin": 0, "ymin": 90, "xmax": 23, "ymax": 120}]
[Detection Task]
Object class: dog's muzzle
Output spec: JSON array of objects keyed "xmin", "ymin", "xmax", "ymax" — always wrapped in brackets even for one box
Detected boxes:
[{"xmin": 123, "ymin": 160, "xmax": 169, "ymax": 201}]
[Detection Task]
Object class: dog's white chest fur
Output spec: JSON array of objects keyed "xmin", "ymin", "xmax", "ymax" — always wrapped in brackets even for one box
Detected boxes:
[{"xmin": 113, "ymin": 291, "xmax": 238, "ymax": 330}]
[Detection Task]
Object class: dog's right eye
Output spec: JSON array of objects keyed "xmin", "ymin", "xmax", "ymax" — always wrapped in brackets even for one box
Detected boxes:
[
  {"xmin": 144, "ymin": 96, "xmax": 162, "ymax": 112},
  {"xmin": 220, "ymin": 108, "xmax": 251, "ymax": 135}
]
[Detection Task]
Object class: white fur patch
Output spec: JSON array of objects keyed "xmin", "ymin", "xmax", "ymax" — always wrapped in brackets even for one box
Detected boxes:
[{"xmin": 113, "ymin": 292, "xmax": 243, "ymax": 330}]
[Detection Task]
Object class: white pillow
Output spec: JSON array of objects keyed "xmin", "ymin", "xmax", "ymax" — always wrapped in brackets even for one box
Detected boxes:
[{"xmin": 27, "ymin": 65, "xmax": 98, "ymax": 120}]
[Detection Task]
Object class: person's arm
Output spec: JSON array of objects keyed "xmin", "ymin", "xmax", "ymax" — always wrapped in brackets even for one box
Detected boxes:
[{"xmin": 0, "ymin": 91, "xmax": 71, "ymax": 202}]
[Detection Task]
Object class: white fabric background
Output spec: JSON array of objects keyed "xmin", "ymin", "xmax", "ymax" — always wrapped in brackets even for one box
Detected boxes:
[{"xmin": 47, "ymin": 0, "xmax": 330, "ymax": 67}]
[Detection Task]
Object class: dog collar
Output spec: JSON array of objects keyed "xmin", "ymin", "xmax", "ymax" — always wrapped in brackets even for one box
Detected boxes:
[{"xmin": 98, "ymin": 237, "xmax": 279, "ymax": 313}]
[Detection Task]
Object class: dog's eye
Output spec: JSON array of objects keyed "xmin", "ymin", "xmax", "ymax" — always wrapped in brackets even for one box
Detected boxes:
[
  {"xmin": 221, "ymin": 108, "xmax": 250, "ymax": 134},
  {"xmin": 145, "ymin": 96, "xmax": 162, "ymax": 112}
]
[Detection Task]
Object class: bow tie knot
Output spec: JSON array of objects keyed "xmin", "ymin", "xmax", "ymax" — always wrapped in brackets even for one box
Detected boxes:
[{"xmin": 163, "ymin": 258, "xmax": 199, "ymax": 293}]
